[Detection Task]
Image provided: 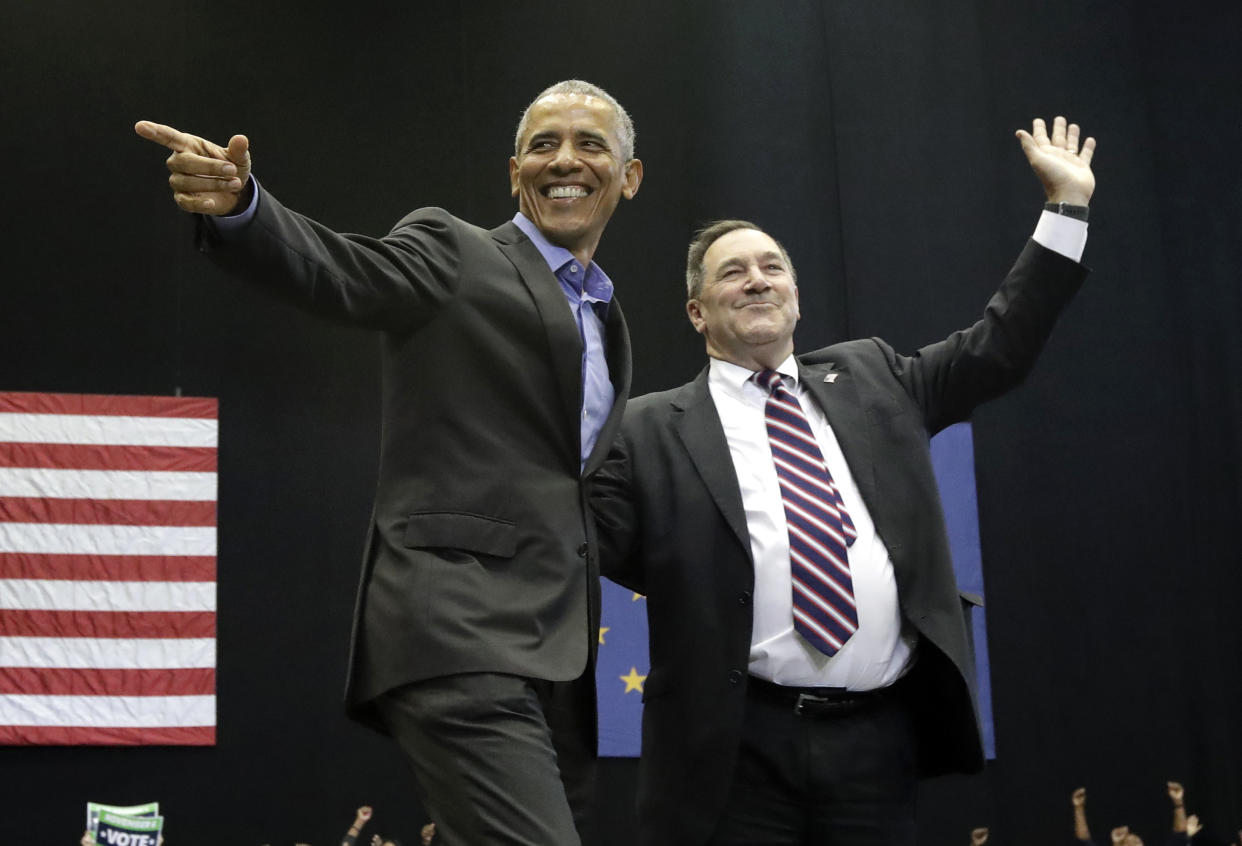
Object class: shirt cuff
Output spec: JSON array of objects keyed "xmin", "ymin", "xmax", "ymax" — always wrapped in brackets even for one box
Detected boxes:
[
  {"xmin": 1032, "ymin": 209, "xmax": 1088, "ymax": 263},
  {"xmin": 206, "ymin": 175, "xmax": 261, "ymax": 236}
]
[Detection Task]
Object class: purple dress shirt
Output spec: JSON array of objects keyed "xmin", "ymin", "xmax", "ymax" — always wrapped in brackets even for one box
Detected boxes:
[{"xmin": 511, "ymin": 212, "xmax": 615, "ymax": 469}]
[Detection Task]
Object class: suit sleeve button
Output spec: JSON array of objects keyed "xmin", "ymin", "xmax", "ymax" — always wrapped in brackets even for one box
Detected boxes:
[
  {"xmin": 577, "ymin": 542, "xmax": 589, "ymax": 558},
  {"xmin": 728, "ymin": 670, "xmax": 743, "ymax": 685},
  {"xmin": 737, "ymin": 591, "xmax": 751, "ymax": 606}
]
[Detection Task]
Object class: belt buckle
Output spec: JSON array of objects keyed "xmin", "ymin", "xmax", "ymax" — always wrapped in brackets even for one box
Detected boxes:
[{"xmin": 793, "ymin": 692, "xmax": 829, "ymax": 716}]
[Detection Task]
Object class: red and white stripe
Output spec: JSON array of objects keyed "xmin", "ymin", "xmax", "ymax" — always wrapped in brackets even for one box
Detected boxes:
[
  {"xmin": 780, "ymin": 493, "xmax": 850, "ymax": 549},
  {"xmin": 764, "ymin": 413, "xmax": 824, "ymax": 455},
  {"xmin": 772, "ymin": 450, "xmax": 842, "ymax": 502},
  {"xmin": 789, "ymin": 548, "xmax": 857, "ymax": 608},
  {"xmin": 0, "ymin": 392, "xmax": 217, "ymax": 745},
  {"xmin": 791, "ymin": 605, "xmax": 845, "ymax": 651},
  {"xmin": 791, "ymin": 577, "xmax": 858, "ymax": 633},
  {"xmin": 787, "ymin": 521, "xmax": 851, "ymax": 579}
]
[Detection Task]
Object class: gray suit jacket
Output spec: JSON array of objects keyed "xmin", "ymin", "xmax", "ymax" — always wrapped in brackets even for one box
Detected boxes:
[
  {"xmin": 591, "ymin": 239, "xmax": 1087, "ymax": 846},
  {"xmin": 199, "ymin": 190, "xmax": 631, "ymax": 731}
]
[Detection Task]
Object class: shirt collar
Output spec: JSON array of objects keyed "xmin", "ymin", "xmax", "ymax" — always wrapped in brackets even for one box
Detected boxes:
[
  {"xmin": 708, "ymin": 354, "xmax": 800, "ymax": 402},
  {"xmin": 512, "ymin": 212, "xmax": 614, "ymax": 304}
]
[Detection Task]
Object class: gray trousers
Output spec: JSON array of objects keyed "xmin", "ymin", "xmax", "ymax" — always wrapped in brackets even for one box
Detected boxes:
[{"xmin": 376, "ymin": 672, "xmax": 597, "ymax": 846}]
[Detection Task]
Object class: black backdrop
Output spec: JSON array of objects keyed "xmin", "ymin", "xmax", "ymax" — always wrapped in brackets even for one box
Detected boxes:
[{"xmin": 2, "ymin": 1, "xmax": 1239, "ymax": 843}]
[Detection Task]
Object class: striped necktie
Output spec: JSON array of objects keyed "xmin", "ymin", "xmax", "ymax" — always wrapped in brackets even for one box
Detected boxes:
[{"xmin": 755, "ymin": 369, "xmax": 858, "ymax": 657}]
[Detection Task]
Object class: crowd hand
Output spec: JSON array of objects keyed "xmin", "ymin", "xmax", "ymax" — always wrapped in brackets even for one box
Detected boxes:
[
  {"xmin": 1112, "ymin": 826, "xmax": 1130, "ymax": 845},
  {"xmin": 1015, "ymin": 115, "xmax": 1096, "ymax": 206},
  {"xmin": 1073, "ymin": 787, "xmax": 1087, "ymax": 807},
  {"xmin": 356, "ymin": 806, "xmax": 374, "ymax": 825},
  {"xmin": 1168, "ymin": 781, "xmax": 1185, "ymax": 804},
  {"xmin": 970, "ymin": 826, "xmax": 989, "ymax": 846},
  {"xmin": 420, "ymin": 823, "xmax": 436, "ymax": 846},
  {"xmin": 134, "ymin": 120, "xmax": 251, "ymax": 215},
  {"xmin": 1186, "ymin": 815, "xmax": 1202, "ymax": 838}
]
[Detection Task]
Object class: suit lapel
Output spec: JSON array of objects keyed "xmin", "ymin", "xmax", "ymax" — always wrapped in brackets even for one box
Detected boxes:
[
  {"xmin": 798, "ymin": 359, "xmax": 878, "ymax": 510},
  {"xmin": 673, "ymin": 371, "xmax": 752, "ymax": 556},
  {"xmin": 493, "ymin": 222, "xmax": 583, "ymax": 442}
]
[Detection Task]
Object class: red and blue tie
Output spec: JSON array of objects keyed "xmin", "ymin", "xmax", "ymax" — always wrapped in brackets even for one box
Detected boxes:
[{"xmin": 756, "ymin": 369, "xmax": 858, "ymax": 657}]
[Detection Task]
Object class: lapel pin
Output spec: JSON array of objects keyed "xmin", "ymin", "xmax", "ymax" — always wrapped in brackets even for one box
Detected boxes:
[{"xmin": 824, "ymin": 373, "xmax": 838, "ymax": 383}]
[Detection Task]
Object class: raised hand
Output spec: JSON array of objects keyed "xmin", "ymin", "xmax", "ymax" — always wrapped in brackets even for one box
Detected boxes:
[
  {"xmin": 134, "ymin": 120, "xmax": 251, "ymax": 215},
  {"xmin": 1015, "ymin": 116, "xmax": 1096, "ymax": 206},
  {"xmin": 1111, "ymin": 825, "xmax": 1129, "ymax": 845},
  {"xmin": 1186, "ymin": 815, "xmax": 1202, "ymax": 838},
  {"xmin": 1168, "ymin": 781, "xmax": 1185, "ymax": 804},
  {"xmin": 971, "ymin": 827, "xmax": 989, "ymax": 846},
  {"xmin": 1072, "ymin": 787, "xmax": 1092, "ymax": 841}
]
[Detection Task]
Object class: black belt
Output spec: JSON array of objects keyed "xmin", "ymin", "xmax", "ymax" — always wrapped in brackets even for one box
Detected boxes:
[{"xmin": 746, "ymin": 675, "xmax": 892, "ymax": 718}]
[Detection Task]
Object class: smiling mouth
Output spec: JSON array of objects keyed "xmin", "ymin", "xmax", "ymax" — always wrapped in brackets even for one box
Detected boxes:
[{"xmin": 543, "ymin": 185, "xmax": 591, "ymax": 199}]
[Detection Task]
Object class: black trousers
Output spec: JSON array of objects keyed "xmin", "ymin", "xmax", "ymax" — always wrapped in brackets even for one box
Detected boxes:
[
  {"xmin": 375, "ymin": 672, "xmax": 597, "ymax": 846},
  {"xmin": 707, "ymin": 681, "xmax": 919, "ymax": 846}
]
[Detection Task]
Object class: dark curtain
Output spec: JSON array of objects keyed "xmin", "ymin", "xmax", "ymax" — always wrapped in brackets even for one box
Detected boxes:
[{"xmin": 2, "ymin": 1, "xmax": 1238, "ymax": 843}]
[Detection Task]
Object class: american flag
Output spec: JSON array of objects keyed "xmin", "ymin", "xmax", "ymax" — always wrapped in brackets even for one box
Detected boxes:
[{"xmin": 0, "ymin": 391, "xmax": 218, "ymax": 745}]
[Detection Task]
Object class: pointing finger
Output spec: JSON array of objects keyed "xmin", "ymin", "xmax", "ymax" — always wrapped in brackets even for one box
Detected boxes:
[{"xmin": 135, "ymin": 120, "xmax": 199, "ymax": 153}]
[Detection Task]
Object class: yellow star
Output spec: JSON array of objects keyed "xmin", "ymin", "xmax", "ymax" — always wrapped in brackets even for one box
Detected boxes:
[
  {"xmin": 632, "ymin": 592, "xmax": 645, "ymax": 601},
  {"xmin": 620, "ymin": 666, "xmax": 647, "ymax": 694},
  {"xmin": 598, "ymin": 626, "xmax": 610, "ymax": 645}
]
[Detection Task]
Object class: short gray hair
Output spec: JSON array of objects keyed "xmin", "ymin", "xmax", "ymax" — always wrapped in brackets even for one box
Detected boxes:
[
  {"xmin": 686, "ymin": 219, "xmax": 797, "ymax": 299},
  {"xmin": 514, "ymin": 80, "xmax": 636, "ymax": 162}
]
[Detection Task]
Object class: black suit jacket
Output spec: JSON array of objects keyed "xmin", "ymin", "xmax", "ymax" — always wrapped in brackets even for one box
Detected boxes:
[
  {"xmin": 591, "ymin": 239, "xmax": 1087, "ymax": 846},
  {"xmin": 199, "ymin": 190, "xmax": 631, "ymax": 731}
]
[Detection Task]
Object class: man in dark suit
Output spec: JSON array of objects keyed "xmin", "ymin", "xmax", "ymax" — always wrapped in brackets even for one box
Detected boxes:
[
  {"xmin": 136, "ymin": 80, "xmax": 643, "ymax": 846},
  {"xmin": 591, "ymin": 117, "xmax": 1096, "ymax": 845}
]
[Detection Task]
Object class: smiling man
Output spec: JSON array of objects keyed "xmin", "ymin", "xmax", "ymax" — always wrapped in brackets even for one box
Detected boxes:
[
  {"xmin": 136, "ymin": 80, "xmax": 642, "ymax": 846},
  {"xmin": 510, "ymin": 91, "xmax": 642, "ymax": 266},
  {"xmin": 592, "ymin": 117, "xmax": 1096, "ymax": 845}
]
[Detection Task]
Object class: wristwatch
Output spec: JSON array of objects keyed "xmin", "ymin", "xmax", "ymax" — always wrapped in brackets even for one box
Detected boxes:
[{"xmin": 1044, "ymin": 201, "xmax": 1089, "ymax": 221}]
